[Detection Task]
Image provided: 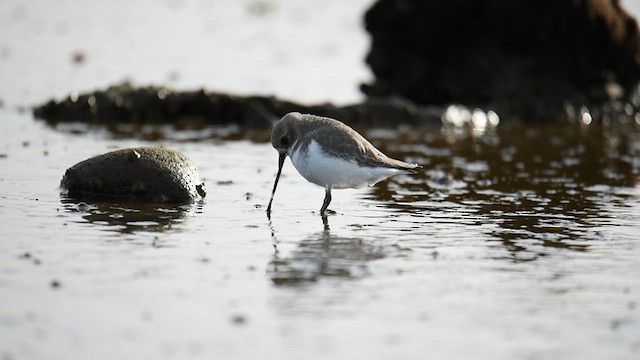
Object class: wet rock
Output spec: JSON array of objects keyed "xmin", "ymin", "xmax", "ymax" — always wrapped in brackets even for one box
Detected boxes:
[
  {"xmin": 60, "ymin": 147, "xmax": 206, "ymax": 203},
  {"xmin": 362, "ymin": 0, "xmax": 640, "ymax": 122},
  {"xmin": 33, "ymin": 82, "xmax": 442, "ymax": 127}
]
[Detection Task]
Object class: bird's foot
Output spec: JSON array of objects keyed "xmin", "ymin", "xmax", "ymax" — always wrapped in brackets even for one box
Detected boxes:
[{"xmin": 318, "ymin": 209, "xmax": 336, "ymax": 216}]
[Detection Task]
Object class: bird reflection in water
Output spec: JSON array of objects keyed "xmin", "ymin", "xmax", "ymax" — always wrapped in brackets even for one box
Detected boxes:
[{"xmin": 267, "ymin": 217, "xmax": 402, "ymax": 285}]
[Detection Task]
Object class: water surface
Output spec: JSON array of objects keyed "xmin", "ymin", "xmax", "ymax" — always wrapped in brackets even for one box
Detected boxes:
[{"xmin": 1, "ymin": 109, "xmax": 639, "ymax": 359}]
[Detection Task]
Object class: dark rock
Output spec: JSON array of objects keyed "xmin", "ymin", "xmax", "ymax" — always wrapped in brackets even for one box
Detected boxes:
[
  {"xmin": 362, "ymin": 0, "xmax": 640, "ymax": 122},
  {"xmin": 60, "ymin": 147, "xmax": 206, "ymax": 203},
  {"xmin": 33, "ymin": 83, "xmax": 442, "ymax": 127}
]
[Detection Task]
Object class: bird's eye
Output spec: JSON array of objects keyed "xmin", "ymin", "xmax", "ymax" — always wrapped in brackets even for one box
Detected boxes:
[{"xmin": 280, "ymin": 136, "xmax": 289, "ymax": 146}]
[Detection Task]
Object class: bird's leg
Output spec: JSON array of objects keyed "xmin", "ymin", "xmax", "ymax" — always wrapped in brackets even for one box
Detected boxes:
[{"xmin": 320, "ymin": 186, "xmax": 332, "ymax": 215}]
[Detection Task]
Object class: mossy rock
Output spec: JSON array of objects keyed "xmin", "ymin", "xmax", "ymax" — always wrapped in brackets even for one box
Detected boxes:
[{"xmin": 61, "ymin": 147, "xmax": 206, "ymax": 203}]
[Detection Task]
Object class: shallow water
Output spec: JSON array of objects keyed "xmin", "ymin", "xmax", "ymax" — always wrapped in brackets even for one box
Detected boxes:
[
  {"xmin": 1, "ymin": 108, "xmax": 639, "ymax": 359},
  {"xmin": 2, "ymin": 0, "xmax": 640, "ymax": 358}
]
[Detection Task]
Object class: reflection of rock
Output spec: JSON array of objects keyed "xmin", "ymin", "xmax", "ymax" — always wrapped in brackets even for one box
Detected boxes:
[
  {"xmin": 61, "ymin": 147, "xmax": 206, "ymax": 203},
  {"xmin": 61, "ymin": 198, "xmax": 194, "ymax": 235},
  {"xmin": 362, "ymin": 0, "xmax": 640, "ymax": 122},
  {"xmin": 268, "ymin": 231, "xmax": 398, "ymax": 285}
]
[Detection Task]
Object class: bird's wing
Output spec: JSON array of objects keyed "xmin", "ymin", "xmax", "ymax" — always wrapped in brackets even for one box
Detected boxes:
[{"xmin": 310, "ymin": 123, "xmax": 419, "ymax": 171}]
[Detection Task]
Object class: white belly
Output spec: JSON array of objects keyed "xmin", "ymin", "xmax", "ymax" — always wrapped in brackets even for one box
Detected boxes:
[{"xmin": 290, "ymin": 140, "xmax": 401, "ymax": 189}]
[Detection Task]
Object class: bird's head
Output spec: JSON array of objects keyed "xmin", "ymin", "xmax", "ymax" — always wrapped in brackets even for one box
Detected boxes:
[{"xmin": 271, "ymin": 112, "xmax": 304, "ymax": 156}]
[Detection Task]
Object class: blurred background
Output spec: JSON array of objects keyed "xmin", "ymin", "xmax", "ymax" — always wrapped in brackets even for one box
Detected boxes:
[
  {"xmin": 3, "ymin": 0, "xmax": 640, "ymax": 123},
  {"xmin": 0, "ymin": 0, "xmax": 375, "ymax": 108}
]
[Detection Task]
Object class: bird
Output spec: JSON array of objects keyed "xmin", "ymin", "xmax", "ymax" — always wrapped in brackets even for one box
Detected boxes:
[{"xmin": 266, "ymin": 112, "xmax": 421, "ymax": 216}]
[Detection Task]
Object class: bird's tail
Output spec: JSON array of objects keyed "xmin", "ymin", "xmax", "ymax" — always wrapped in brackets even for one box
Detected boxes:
[{"xmin": 387, "ymin": 158, "xmax": 423, "ymax": 173}]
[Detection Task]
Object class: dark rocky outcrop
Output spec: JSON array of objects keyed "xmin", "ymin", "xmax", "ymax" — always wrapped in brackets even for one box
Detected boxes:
[
  {"xmin": 362, "ymin": 0, "xmax": 640, "ymax": 122},
  {"xmin": 34, "ymin": 83, "xmax": 442, "ymax": 127},
  {"xmin": 60, "ymin": 147, "xmax": 206, "ymax": 203}
]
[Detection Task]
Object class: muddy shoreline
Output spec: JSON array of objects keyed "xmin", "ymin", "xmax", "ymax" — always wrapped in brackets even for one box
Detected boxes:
[
  {"xmin": 33, "ymin": 82, "xmax": 640, "ymax": 129},
  {"xmin": 33, "ymin": 83, "xmax": 444, "ymax": 128}
]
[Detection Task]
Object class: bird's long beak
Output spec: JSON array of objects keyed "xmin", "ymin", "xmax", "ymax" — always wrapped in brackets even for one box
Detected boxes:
[{"xmin": 266, "ymin": 152, "xmax": 286, "ymax": 216}]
